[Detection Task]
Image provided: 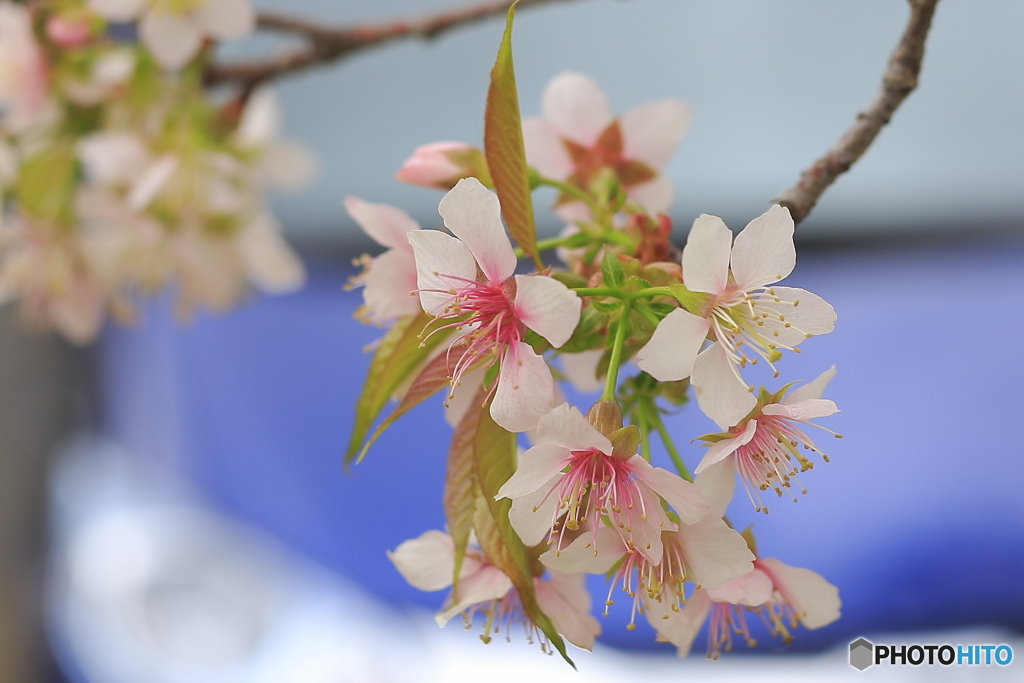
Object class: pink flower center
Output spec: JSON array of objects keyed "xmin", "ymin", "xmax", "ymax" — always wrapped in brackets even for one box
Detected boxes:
[{"xmin": 605, "ymin": 531, "xmax": 689, "ymax": 630}]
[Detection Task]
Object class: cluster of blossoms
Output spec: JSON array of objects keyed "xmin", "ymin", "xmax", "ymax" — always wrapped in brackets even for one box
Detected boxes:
[
  {"xmin": 0, "ymin": 0, "xmax": 311, "ymax": 342},
  {"xmin": 351, "ymin": 59, "xmax": 842, "ymax": 662}
]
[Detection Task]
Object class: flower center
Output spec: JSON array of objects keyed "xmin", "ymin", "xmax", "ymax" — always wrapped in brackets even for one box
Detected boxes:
[{"xmin": 604, "ymin": 532, "xmax": 689, "ymax": 630}]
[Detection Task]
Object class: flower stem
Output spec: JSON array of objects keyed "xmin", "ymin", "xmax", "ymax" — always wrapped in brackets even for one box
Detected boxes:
[
  {"xmin": 535, "ymin": 177, "xmax": 602, "ymax": 215},
  {"xmin": 571, "ymin": 287, "xmax": 622, "ymax": 298},
  {"xmin": 601, "ymin": 300, "xmax": 631, "ymax": 401},
  {"xmin": 653, "ymin": 414, "xmax": 691, "ymax": 482}
]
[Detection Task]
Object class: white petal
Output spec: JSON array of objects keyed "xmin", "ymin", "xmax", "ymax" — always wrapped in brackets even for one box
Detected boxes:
[
  {"xmin": 444, "ymin": 366, "xmax": 487, "ymax": 428},
  {"xmin": 635, "ymin": 308, "xmax": 709, "ymax": 382},
  {"xmin": 541, "ymin": 72, "xmax": 613, "ymax": 146},
  {"xmin": 675, "ymin": 518, "xmax": 754, "ymax": 591},
  {"xmin": 514, "ymin": 274, "xmax": 580, "ymax": 348},
  {"xmin": 139, "ymin": 11, "xmax": 202, "ymax": 70},
  {"xmin": 694, "ymin": 456, "xmax": 736, "ymax": 519},
  {"xmin": 629, "ymin": 456, "xmax": 708, "ymax": 525},
  {"xmin": 195, "ymin": 0, "xmax": 255, "ymax": 39},
  {"xmin": 522, "ymin": 118, "xmax": 572, "ymax": 180},
  {"xmin": 540, "ymin": 526, "xmax": 625, "ymax": 574},
  {"xmin": 239, "ymin": 213, "xmax": 305, "ymax": 293},
  {"xmin": 682, "ymin": 214, "xmax": 732, "ymax": 295},
  {"xmin": 436, "ymin": 565, "xmax": 512, "ymax": 626},
  {"xmin": 535, "ymin": 572, "xmax": 600, "ymax": 651},
  {"xmin": 257, "ymin": 142, "xmax": 318, "ymax": 192},
  {"xmin": 437, "ymin": 178, "xmax": 515, "ymax": 284},
  {"xmin": 386, "ymin": 530, "xmax": 456, "ymax": 592},
  {"xmin": 620, "ymin": 99, "xmax": 692, "ymax": 170},
  {"xmin": 407, "ymin": 229, "xmax": 477, "ymax": 317},
  {"xmin": 558, "ymin": 349, "xmax": 604, "ymax": 394},
  {"xmin": 650, "ymin": 589, "xmax": 709, "ymax": 656},
  {"xmin": 362, "ymin": 248, "xmax": 421, "ymax": 323},
  {"xmin": 127, "ymin": 154, "xmax": 178, "ymax": 211},
  {"xmin": 496, "ymin": 444, "xmax": 569, "ymax": 500},
  {"xmin": 77, "ymin": 131, "xmax": 150, "ymax": 187},
  {"xmin": 508, "ymin": 483, "xmax": 562, "ymax": 546},
  {"xmin": 762, "ymin": 286, "xmax": 837, "ymax": 343},
  {"xmin": 88, "ymin": 0, "xmax": 145, "ymax": 22},
  {"xmin": 490, "ymin": 342, "xmax": 554, "ymax": 432},
  {"xmin": 345, "ymin": 197, "xmax": 420, "ymax": 251},
  {"xmin": 756, "ymin": 558, "xmax": 841, "ymax": 629},
  {"xmin": 626, "ymin": 176, "xmax": 673, "ymax": 215},
  {"xmin": 762, "ymin": 398, "xmax": 838, "ymax": 421},
  {"xmin": 695, "ymin": 418, "xmax": 758, "ymax": 474},
  {"xmin": 692, "ymin": 343, "xmax": 757, "ymax": 429},
  {"xmin": 534, "ymin": 402, "xmax": 611, "ymax": 455},
  {"xmin": 235, "ymin": 86, "xmax": 280, "ymax": 149},
  {"xmin": 706, "ymin": 568, "xmax": 773, "ymax": 606},
  {"xmin": 730, "ymin": 204, "xmax": 795, "ymax": 291},
  {"xmin": 784, "ymin": 365, "xmax": 836, "ymax": 404}
]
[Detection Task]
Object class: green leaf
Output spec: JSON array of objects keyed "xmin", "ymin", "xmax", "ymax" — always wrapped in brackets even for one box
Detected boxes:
[
  {"xmin": 484, "ymin": 2, "xmax": 540, "ymax": 269},
  {"xmin": 473, "ymin": 402, "xmax": 574, "ymax": 666},
  {"xmin": 601, "ymin": 251, "xmax": 624, "ymax": 289},
  {"xmin": 17, "ymin": 144, "xmax": 78, "ymax": 226},
  {"xmin": 346, "ymin": 311, "xmax": 442, "ymax": 463},
  {"xmin": 445, "ymin": 384, "xmax": 488, "ymax": 597}
]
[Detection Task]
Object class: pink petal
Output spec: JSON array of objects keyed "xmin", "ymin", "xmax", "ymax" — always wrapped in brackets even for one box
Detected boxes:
[
  {"xmin": 694, "ymin": 456, "xmax": 736, "ymax": 519},
  {"xmin": 496, "ymin": 444, "xmax": 569, "ymax": 500},
  {"xmin": 629, "ymin": 456, "xmax": 708, "ymax": 525},
  {"xmin": 239, "ymin": 213, "xmax": 305, "ymax": 293},
  {"xmin": 682, "ymin": 214, "xmax": 732, "ymax": 295},
  {"xmin": 437, "ymin": 178, "xmax": 515, "ymax": 284},
  {"xmin": 490, "ymin": 342, "xmax": 554, "ymax": 432},
  {"xmin": 345, "ymin": 197, "xmax": 420, "ymax": 251},
  {"xmin": 762, "ymin": 398, "xmax": 838, "ymax": 421},
  {"xmin": 195, "ymin": 0, "xmax": 255, "ymax": 39},
  {"xmin": 756, "ymin": 558, "xmax": 841, "ymax": 629},
  {"xmin": 784, "ymin": 365, "xmax": 837, "ymax": 404},
  {"xmin": 540, "ymin": 526, "xmax": 625, "ymax": 574},
  {"xmin": 436, "ymin": 565, "xmax": 512, "ymax": 626},
  {"xmin": 386, "ymin": 530, "xmax": 456, "ymax": 592},
  {"xmin": 541, "ymin": 72, "xmax": 613, "ymax": 146},
  {"xmin": 362, "ymin": 249, "xmax": 421, "ymax": 323},
  {"xmin": 558, "ymin": 348, "xmax": 604, "ymax": 394},
  {"xmin": 235, "ymin": 86, "xmax": 279, "ymax": 149},
  {"xmin": 395, "ymin": 141, "xmax": 465, "ymax": 188},
  {"xmin": 514, "ymin": 274, "xmax": 580, "ymax": 348},
  {"xmin": 620, "ymin": 99, "xmax": 692, "ymax": 170},
  {"xmin": 692, "ymin": 343, "xmax": 757, "ymax": 429},
  {"xmin": 649, "ymin": 589, "xmax": 710, "ymax": 656},
  {"xmin": 444, "ymin": 366, "xmax": 486, "ymax": 428},
  {"xmin": 626, "ymin": 176, "xmax": 673, "ymax": 215},
  {"xmin": 406, "ymin": 229, "xmax": 477, "ymax": 316},
  {"xmin": 535, "ymin": 572, "xmax": 600, "ymax": 651},
  {"xmin": 522, "ymin": 118, "xmax": 572, "ymax": 180},
  {"xmin": 675, "ymin": 518, "xmax": 754, "ymax": 591},
  {"xmin": 695, "ymin": 418, "xmax": 758, "ymax": 474},
  {"xmin": 706, "ymin": 568, "xmax": 773, "ymax": 606},
  {"xmin": 534, "ymin": 402, "xmax": 611, "ymax": 455},
  {"xmin": 636, "ymin": 307, "xmax": 709, "ymax": 382},
  {"xmin": 730, "ymin": 204, "xmax": 796, "ymax": 291},
  {"xmin": 139, "ymin": 11, "xmax": 202, "ymax": 70},
  {"xmin": 508, "ymin": 482, "xmax": 563, "ymax": 546}
]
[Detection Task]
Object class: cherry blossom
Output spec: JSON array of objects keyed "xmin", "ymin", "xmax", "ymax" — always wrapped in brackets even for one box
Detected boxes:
[
  {"xmin": 497, "ymin": 403, "xmax": 709, "ymax": 564},
  {"xmin": 695, "ymin": 367, "xmax": 841, "ymax": 513},
  {"xmin": 89, "ymin": 0, "xmax": 255, "ymax": 70},
  {"xmin": 0, "ymin": 2, "xmax": 48, "ymax": 132},
  {"xmin": 388, "ymin": 529, "xmax": 600, "ymax": 651},
  {"xmin": 395, "ymin": 141, "xmax": 488, "ymax": 191},
  {"xmin": 345, "ymin": 197, "xmax": 422, "ymax": 325},
  {"xmin": 408, "ymin": 177, "xmax": 580, "ymax": 432},
  {"xmin": 522, "ymin": 72, "xmax": 690, "ymax": 221},
  {"xmin": 636, "ymin": 205, "xmax": 837, "ymax": 428}
]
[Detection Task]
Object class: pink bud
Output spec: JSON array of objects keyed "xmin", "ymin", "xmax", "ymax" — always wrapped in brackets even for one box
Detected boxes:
[
  {"xmin": 46, "ymin": 15, "xmax": 91, "ymax": 49},
  {"xmin": 395, "ymin": 141, "xmax": 488, "ymax": 190}
]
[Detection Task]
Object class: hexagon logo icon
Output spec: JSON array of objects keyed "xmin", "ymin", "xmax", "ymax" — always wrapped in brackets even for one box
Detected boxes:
[{"xmin": 850, "ymin": 638, "xmax": 874, "ymax": 671}]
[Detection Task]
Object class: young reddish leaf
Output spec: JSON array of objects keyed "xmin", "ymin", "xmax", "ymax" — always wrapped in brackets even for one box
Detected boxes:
[
  {"xmin": 346, "ymin": 311, "xmax": 443, "ymax": 463},
  {"xmin": 445, "ymin": 384, "xmax": 488, "ymax": 596},
  {"xmin": 484, "ymin": 2, "xmax": 540, "ymax": 269},
  {"xmin": 472, "ymin": 401, "xmax": 574, "ymax": 666}
]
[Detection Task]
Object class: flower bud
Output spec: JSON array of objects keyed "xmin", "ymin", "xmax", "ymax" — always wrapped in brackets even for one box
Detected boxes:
[
  {"xmin": 585, "ymin": 399, "xmax": 622, "ymax": 437},
  {"xmin": 394, "ymin": 142, "xmax": 491, "ymax": 190},
  {"xmin": 46, "ymin": 14, "xmax": 92, "ymax": 49}
]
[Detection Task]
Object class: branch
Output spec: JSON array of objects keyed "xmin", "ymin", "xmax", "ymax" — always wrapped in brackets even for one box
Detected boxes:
[
  {"xmin": 773, "ymin": 0, "xmax": 940, "ymax": 225},
  {"xmin": 204, "ymin": 0, "xmax": 583, "ymax": 88}
]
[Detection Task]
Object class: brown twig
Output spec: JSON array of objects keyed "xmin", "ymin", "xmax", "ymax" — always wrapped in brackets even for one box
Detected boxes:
[
  {"xmin": 204, "ymin": 0, "xmax": 583, "ymax": 88},
  {"xmin": 773, "ymin": 0, "xmax": 940, "ymax": 225}
]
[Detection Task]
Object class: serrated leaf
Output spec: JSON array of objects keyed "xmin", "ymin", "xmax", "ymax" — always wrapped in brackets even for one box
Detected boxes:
[
  {"xmin": 472, "ymin": 402, "xmax": 573, "ymax": 666},
  {"xmin": 484, "ymin": 2, "xmax": 540, "ymax": 269},
  {"xmin": 601, "ymin": 251, "xmax": 624, "ymax": 289},
  {"xmin": 346, "ymin": 311, "xmax": 442, "ymax": 463},
  {"xmin": 446, "ymin": 384, "xmax": 488, "ymax": 597},
  {"xmin": 356, "ymin": 339, "xmax": 477, "ymax": 464}
]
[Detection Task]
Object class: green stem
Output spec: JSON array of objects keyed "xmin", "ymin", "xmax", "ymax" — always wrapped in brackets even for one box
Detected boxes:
[
  {"xmin": 571, "ymin": 287, "xmax": 622, "ymax": 298},
  {"xmin": 653, "ymin": 414, "xmax": 691, "ymax": 481},
  {"xmin": 628, "ymin": 286, "xmax": 674, "ymax": 300},
  {"xmin": 535, "ymin": 177, "xmax": 601, "ymax": 215},
  {"xmin": 601, "ymin": 300, "xmax": 631, "ymax": 401},
  {"xmin": 514, "ymin": 234, "xmax": 574, "ymax": 258},
  {"xmin": 637, "ymin": 406, "xmax": 652, "ymax": 463}
]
